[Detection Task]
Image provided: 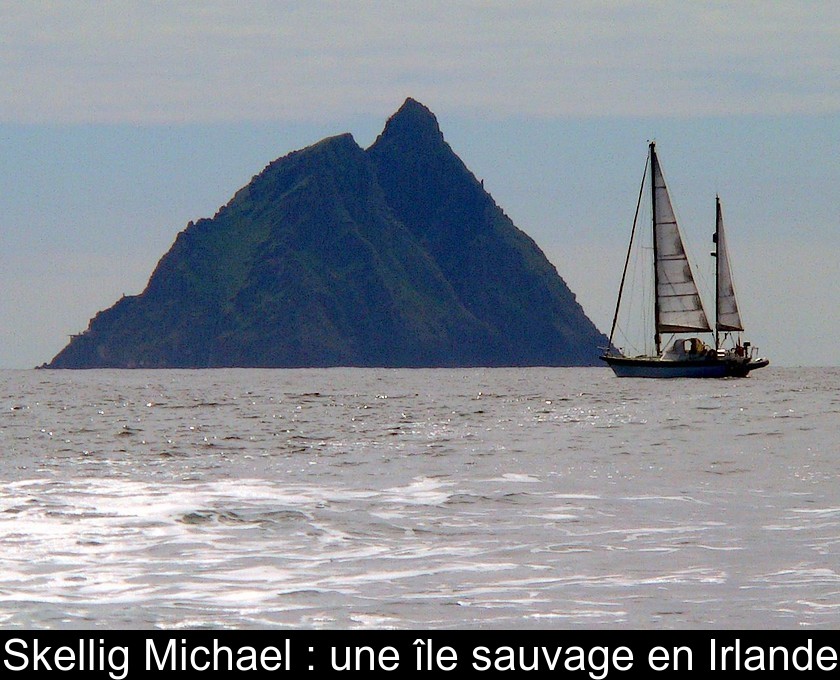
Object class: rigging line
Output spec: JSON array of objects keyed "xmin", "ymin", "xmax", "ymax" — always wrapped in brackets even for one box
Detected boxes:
[{"xmin": 608, "ymin": 151, "xmax": 650, "ymax": 349}]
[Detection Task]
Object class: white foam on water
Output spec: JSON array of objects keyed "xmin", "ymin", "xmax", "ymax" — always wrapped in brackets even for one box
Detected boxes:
[{"xmin": 0, "ymin": 367, "xmax": 838, "ymax": 628}]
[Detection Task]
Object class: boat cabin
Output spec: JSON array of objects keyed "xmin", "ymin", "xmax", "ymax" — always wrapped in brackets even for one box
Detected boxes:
[{"xmin": 662, "ymin": 337, "xmax": 713, "ymax": 361}]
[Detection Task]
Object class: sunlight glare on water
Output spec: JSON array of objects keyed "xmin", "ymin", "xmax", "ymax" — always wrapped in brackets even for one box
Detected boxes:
[{"xmin": 0, "ymin": 367, "xmax": 838, "ymax": 629}]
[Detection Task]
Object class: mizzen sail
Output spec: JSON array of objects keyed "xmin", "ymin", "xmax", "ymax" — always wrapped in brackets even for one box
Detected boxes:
[
  {"xmin": 715, "ymin": 196, "xmax": 744, "ymax": 331},
  {"xmin": 650, "ymin": 144, "xmax": 711, "ymax": 334}
]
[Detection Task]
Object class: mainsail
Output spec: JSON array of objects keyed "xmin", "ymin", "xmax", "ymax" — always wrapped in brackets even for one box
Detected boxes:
[
  {"xmin": 715, "ymin": 196, "xmax": 744, "ymax": 331},
  {"xmin": 650, "ymin": 143, "xmax": 712, "ymax": 334}
]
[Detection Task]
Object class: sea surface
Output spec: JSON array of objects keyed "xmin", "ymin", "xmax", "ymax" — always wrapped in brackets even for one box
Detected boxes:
[{"xmin": 0, "ymin": 367, "xmax": 838, "ymax": 630}]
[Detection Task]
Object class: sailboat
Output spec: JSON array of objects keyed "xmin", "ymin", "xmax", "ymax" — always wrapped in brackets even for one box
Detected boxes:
[{"xmin": 601, "ymin": 142, "xmax": 769, "ymax": 378}]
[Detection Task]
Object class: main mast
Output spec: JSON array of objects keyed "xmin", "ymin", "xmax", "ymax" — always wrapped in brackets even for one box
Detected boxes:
[
  {"xmin": 649, "ymin": 142, "xmax": 712, "ymax": 354},
  {"xmin": 714, "ymin": 194, "xmax": 721, "ymax": 350},
  {"xmin": 650, "ymin": 142, "xmax": 661, "ymax": 356}
]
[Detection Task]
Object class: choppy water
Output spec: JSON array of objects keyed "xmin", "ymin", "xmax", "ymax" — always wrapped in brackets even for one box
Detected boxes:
[{"xmin": 0, "ymin": 367, "xmax": 838, "ymax": 629}]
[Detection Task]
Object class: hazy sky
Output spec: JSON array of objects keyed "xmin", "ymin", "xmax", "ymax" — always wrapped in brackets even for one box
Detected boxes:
[{"xmin": 2, "ymin": 1, "xmax": 838, "ymax": 367}]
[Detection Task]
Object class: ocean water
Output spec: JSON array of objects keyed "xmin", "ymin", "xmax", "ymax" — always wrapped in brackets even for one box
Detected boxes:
[{"xmin": 0, "ymin": 366, "xmax": 838, "ymax": 630}]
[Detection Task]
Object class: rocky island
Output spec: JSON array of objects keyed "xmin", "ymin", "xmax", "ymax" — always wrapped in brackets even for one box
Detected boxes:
[{"xmin": 46, "ymin": 99, "xmax": 608, "ymax": 368}]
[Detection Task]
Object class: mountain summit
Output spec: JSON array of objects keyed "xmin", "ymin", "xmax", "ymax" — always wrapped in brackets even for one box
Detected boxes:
[{"xmin": 46, "ymin": 99, "xmax": 608, "ymax": 368}]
